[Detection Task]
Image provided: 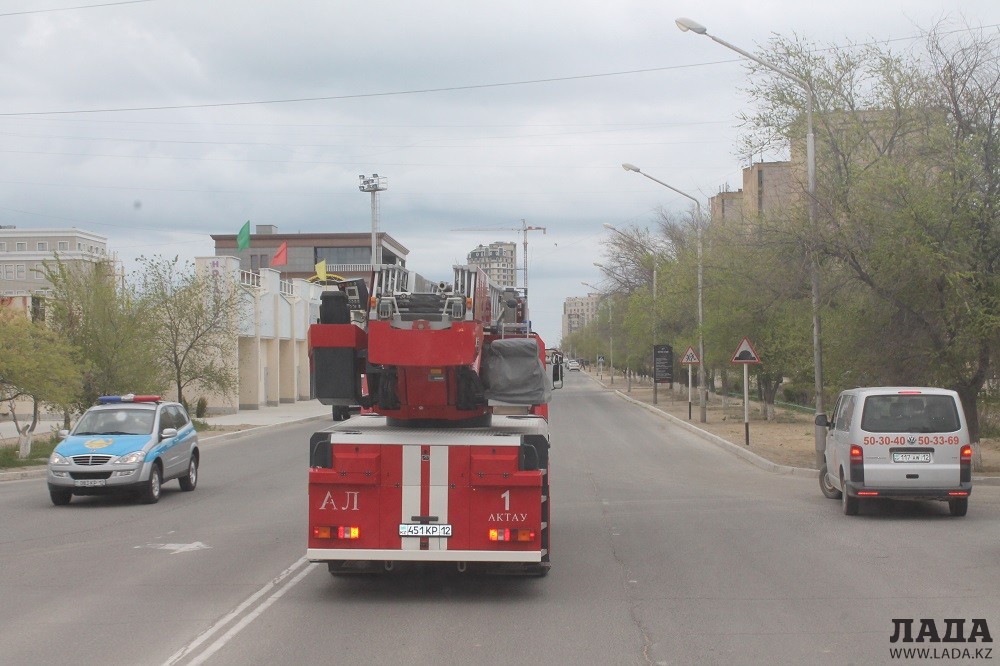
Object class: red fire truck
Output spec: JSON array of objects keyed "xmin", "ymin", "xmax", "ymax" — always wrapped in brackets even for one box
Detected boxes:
[{"xmin": 306, "ymin": 266, "xmax": 561, "ymax": 576}]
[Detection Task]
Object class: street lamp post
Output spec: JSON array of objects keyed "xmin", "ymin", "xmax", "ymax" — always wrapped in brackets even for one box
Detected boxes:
[
  {"xmin": 621, "ymin": 164, "xmax": 707, "ymax": 423},
  {"xmin": 676, "ymin": 17, "xmax": 824, "ymax": 464}
]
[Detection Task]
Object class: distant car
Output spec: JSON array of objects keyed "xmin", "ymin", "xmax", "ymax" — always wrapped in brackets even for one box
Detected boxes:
[
  {"xmin": 818, "ymin": 387, "xmax": 972, "ymax": 516},
  {"xmin": 46, "ymin": 394, "xmax": 200, "ymax": 506},
  {"xmin": 566, "ymin": 360, "xmax": 581, "ymax": 371}
]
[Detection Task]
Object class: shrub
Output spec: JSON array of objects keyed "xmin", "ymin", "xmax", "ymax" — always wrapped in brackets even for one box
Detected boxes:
[{"xmin": 196, "ymin": 397, "xmax": 208, "ymax": 418}]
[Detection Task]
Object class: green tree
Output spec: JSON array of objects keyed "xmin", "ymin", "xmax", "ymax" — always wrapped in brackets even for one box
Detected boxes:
[
  {"xmin": 134, "ymin": 256, "xmax": 244, "ymax": 406},
  {"xmin": 740, "ymin": 22, "xmax": 1000, "ymax": 444},
  {"xmin": 43, "ymin": 257, "xmax": 162, "ymax": 411},
  {"xmin": 0, "ymin": 312, "xmax": 83, "ymax": 457}
]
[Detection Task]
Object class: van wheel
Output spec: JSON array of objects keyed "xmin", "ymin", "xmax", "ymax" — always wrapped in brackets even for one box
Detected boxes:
[
  {"xmin": 819, "ymin": 464, "xmax": 841, "ymax": 499},
  {"xmin": 50, "ymin": 490, "xmax": 72, "ymax": 506},
  {"xmin": 949, "ymin": 498, "xmax": 968, "ymax": 517},
  {"xmin": 841, "ymin": 472, "xmax": 859, "ymax": 515}
]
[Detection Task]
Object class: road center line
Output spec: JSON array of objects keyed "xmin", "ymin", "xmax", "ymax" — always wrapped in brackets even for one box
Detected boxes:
[{"xmin": 162, "ymin": 556, "xmax": 316, "ymax": 666}]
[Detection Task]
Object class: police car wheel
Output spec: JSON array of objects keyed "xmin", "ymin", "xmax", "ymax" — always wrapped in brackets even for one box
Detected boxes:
[
  {"xmin": 179, "ymin": 454, "xmax": 198, "ymax": 491},
  {"xmin": 819, "ymin": 464, "xmax": 841, "ymax": 500},
  {"xmin": 50, "ymin": 490, "xmax": 72, "ymax": 506},
  {"xmin": 141, "ymin": 464, "xmax": 162, "ymax": 504},
  {"xmin": 949, "ymin": 498, "xmax": 968, "ymax": 517}
]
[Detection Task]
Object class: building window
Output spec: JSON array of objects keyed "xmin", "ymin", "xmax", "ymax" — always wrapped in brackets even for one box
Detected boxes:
[
  {"xmin": 32, "ymin": 263, "xmax": 44, "ymax": 279},
  {"xmin": 58, "ymin": 241, "xmax": 68, "ymax": 251},
  {"xmin": 15, "ymin": 242, "xmax": 26, "ymax": 251},
  {"xmin": 16, "ymin": 264, "xmax": 25, "ymax": 280},
  {"xmin": 37, "ymin": 242, "xmax": 47, "ymax": 251},
  {"xmin": 3, "ymin": 265, "xmax": 12, "ymax": 279},
  {"xmin": 77, "ymin": 243, "xmax": 82, "ymax": 251},
  {"xmin": 250, "ymin": 255, "xmax": 260, "ymax": 272},
  {"xmin": 0, "ymin": 242, "xmax": 5, "ymax": 251}
]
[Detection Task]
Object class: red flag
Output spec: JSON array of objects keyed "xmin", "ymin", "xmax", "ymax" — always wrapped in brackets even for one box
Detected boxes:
[{"xmin": 271, "ymin": 241, "xmax": 288, "ymax": 267}]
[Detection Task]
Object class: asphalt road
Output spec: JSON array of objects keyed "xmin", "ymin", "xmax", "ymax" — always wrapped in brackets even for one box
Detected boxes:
[{"xmin": 2, "ymin": 372, "xmax": 1000, "ymax": 665}]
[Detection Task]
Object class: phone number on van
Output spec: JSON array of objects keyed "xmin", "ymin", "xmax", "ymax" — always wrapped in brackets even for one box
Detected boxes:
[{"xmin": 862, "ymin": 436, "xmax": 961, "ymax": 445}]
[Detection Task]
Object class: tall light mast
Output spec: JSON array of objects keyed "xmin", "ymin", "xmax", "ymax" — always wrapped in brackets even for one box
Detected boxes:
[{"xmin": 359, "ymin": 174, "xmax": 388, "ymax": 266}]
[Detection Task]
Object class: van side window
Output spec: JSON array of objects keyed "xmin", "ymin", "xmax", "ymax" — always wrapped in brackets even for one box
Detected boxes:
[{"xmin": 835, "ymin": 396, "xmax": 855, "ymax": 432}]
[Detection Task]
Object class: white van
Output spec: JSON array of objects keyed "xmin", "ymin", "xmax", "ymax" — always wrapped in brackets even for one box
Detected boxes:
[{"xmin": 817, "ymin": 387, "xmax": 972, "ymax": 516}]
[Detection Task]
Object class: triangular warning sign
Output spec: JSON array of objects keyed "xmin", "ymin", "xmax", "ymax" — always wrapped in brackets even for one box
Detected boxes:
[
  {"xmin": 730, "ymin": 336, "xmax": 761, "ymax": 364},
  {"xmin": 680, "ymin": 346, "xmax": 700, "ymax": 364}
]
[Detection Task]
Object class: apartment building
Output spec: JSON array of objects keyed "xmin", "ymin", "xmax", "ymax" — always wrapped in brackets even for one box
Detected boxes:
[
  {"xmin": 466, "ymin": 241, "xmax": 517, "ymax": 288},
  {"xmin": 707, "ymin": 160, "xmax": 801, "ymax": 227},
  {"xmin": 562, "ymin": 293, "xmax": 602, "ymax": 341}
]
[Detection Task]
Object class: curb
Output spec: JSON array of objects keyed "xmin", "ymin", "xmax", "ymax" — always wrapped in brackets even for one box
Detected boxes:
[
  {"xmin": 601, "ymin": 381, "xmax": 1000, "ymax": 486},
  {"xmin": 614, "ymin": 390, "xmax": 818, "ymax": 479},
  {"xmin": 0, "ymin": 413, "xmax": 332, "ymax": 484}
]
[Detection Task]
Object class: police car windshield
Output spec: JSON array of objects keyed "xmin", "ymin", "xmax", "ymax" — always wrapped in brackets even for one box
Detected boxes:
[
  {"xmin": 860, "ymin": 395, "xmax": 960, "ymax": 434},
  {"xmin": 73, "ymin": 408, "xmax": 155, "ymax": 436}
]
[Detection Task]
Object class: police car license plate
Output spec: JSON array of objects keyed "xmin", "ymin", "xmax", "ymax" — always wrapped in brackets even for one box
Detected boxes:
[
  {"xmin": 399, "ymin": 524, "xmax": 452, "ymax": 537},
  {"xmin": 892, "ymin": 452, "xmax": 931, "ymax": 463},
  {"xmin": 74, "ymin": 479, "xmax": 106, "ymax": 487}
]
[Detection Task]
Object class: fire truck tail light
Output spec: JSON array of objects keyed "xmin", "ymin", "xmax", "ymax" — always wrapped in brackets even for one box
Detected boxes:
[
  {"xmin": 312, "ymin": 526, "xmax": 360, "ymax": 540},
  {"xmin": 850, "ymin": 445, "xmax": 864, "ymax": 462},
  {"xmin": 338, "ymin": 526, "xmax": 360, "ymax": 540},
  {"xmin": 489, "ymin": 528, "xmax": 535, "ymax": 542}
]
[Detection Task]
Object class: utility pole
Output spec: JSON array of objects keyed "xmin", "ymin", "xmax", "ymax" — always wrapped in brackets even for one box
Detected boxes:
[{"xmin": 359, "ymin": 174, "xmax": 388, "ymax": 267}]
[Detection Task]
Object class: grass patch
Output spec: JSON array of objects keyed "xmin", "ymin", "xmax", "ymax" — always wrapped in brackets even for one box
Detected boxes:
[{"xmin": 0, "ymin": 436, "xmax": 59, "ymax": 468}]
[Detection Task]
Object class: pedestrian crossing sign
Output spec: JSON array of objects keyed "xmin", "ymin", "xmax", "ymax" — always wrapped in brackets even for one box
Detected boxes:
[{"xmin": 680, "ymin": 346, "xmax": 700, "ymax": 365}]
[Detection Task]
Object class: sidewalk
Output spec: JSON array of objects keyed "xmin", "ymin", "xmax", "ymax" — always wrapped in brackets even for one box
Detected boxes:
[{"xmin": 0, "ymin": 400, "xmax": 333, "ymax": 482}]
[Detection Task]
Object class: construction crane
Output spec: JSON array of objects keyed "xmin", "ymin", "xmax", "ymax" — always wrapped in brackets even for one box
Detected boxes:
[{"xmin": 450, "ymin": 219, "xmax": 546, "ymax": 295}]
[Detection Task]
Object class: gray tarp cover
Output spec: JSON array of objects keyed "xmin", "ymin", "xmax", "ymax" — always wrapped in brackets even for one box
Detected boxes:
[{"xmin": 482, "ymin": 338, "xmax": 552, "ymax": 405}]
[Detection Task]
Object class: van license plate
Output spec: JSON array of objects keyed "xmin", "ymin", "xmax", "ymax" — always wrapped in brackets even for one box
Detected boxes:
[
  {"xmin": 399, "ymin": 524, "xmax": 452, "ymax": 537},
  {"xmin": 892, "ymin": 452, "xmax": 930, "ymax": 463},
  {"xmin": 74, "ymin": 479, "xmax": 106, "ymax": 487}
]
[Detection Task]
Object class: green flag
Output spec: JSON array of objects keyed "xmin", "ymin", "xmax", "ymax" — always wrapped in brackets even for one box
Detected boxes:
[{"xmin": 236, "ymin": 220, "xmax": 251, "ymax": 251}]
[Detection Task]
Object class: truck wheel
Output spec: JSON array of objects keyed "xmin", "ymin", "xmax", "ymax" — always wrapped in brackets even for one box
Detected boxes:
[
  {"xmin": 841, "ymin": 472, "xmax": 859, "ymax": 516},
  {"xmin": 50, "ymin": 490, "xmax": 72, "ymax": 506},
  {"xmin": 332, "ymin": 406, "xmax": 350, "ymax": 421},
  {"xmin": 140, "ymin": 463, "xmax": 162, "ymax": 504},
  {"xmin": 949, "ymin": 498, "xmax": 968, "ymax": 517},
  {"xmin": 819, "ymin": 464, "xmax": 841, "ymax": 499}
]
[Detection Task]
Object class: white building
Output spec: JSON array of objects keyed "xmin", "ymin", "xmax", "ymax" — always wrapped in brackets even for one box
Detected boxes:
[{"xmin": 0, "ymin": 226, "xmax": 110, "ymax": 297}]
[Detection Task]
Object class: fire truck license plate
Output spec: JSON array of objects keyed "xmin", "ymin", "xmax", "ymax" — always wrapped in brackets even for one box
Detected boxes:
[
  {"xmin": 399, "ymin": 524, "xmax": 453, "ymax": 537},
  {"xmin": 892, "ymin": 452, "xmax": 931, "ymax": 463}
]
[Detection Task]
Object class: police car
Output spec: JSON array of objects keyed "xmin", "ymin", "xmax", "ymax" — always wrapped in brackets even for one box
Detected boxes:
[{"xmin": 46, "ymin": 394, "xmax": 200, "ymax": 505}]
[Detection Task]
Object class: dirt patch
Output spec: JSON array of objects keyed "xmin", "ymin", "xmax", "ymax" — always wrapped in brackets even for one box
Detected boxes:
[{"xmin": 604, "ymin": 379, "xmax": 1000, "ymax": 474}]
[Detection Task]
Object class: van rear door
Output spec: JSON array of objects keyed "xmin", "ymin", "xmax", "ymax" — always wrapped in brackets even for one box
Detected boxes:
[{"xmin": 859, "ymin": 392, "xmax": 966, "ymax": 488}]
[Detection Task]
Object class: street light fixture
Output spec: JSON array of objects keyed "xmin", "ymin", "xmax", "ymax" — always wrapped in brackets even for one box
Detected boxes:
[
  {"xmin": 582, "ymin": 281, "xmax": 613, "ymax": 384},
  {"xmin": 676, "ymin": 17, "xmax": 825, "ymax": 464},
  {"xmin": 621, "ymin": 163, "xmax": 707, "ymax": 423},
  {"xmin": 602, "ymin": 222, "xmax": 661, "ymax": 404}
]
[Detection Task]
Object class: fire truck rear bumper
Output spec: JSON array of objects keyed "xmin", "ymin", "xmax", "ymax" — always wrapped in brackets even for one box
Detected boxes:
[{"xmin": 307, "ymin": 548, "xmax": 543, "ymax": 563}]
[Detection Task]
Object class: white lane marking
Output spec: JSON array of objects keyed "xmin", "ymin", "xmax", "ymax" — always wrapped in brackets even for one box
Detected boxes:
[
  {"xmin": 136, "ymin": 542, "xmax": 211, "ymax": 554},
  {"xmin": 162, "ymin": 556, "xmax": 315, "ymax": 666}
]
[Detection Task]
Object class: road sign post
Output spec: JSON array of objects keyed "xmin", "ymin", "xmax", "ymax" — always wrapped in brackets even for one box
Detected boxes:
[
  {"xmin": 679, "ymin": 346, "xmax": 700, "ymax": 421},
  {"xmin": 730, "ymin": 337, "xmax": 762, "ymax": 447}
]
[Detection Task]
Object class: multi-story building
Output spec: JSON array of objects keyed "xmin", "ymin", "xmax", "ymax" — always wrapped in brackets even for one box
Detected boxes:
[
  {"xmin": 0, "ymin": 226, "xmax": 111, "ymax": 320},
  {"xmin": 562, "ymin": 293, "xmax": 602, "ymax": 342},
  {"xmin": 210, "ymin": 226, "xmax": 410, "ymax": 283},
  {"xmin": 466, "ymin": 241, "xmax": 517, "ymax": 288},
  {"xmin": 707, "ymin": 160, "xmax": 800, "ymax": 227}
]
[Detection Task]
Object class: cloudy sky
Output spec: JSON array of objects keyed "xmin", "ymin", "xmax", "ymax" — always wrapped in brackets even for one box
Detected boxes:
[{"xmin": 1, "ymin": 0, "xmax": 997, "ymax": 344}]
